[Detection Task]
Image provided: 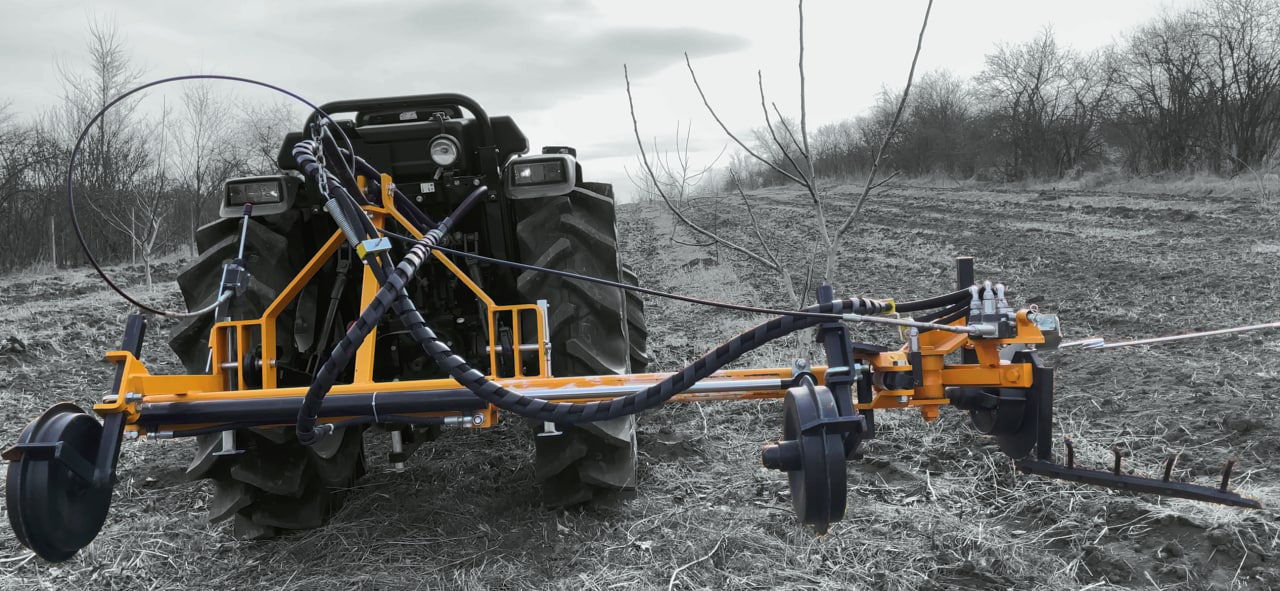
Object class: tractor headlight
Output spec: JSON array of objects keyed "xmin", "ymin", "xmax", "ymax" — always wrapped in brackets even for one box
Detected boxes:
[
  {"xmin": 505, "ymin": 154, "xmax": 577, "ymax": 199},
  {"xmin": 429, "ymin": 135, "xmax": 460, "ymax": 167},
  {"xmin": 221, "ymin": 175, "xmax": 297, "ymax": 218}
]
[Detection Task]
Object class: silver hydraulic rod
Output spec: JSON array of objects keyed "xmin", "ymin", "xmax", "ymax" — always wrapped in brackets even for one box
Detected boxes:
[
  {"xmin": 842, "ymin": 313, "xmax": 979, "ymax": 335},
  {"xmin": 120, "ymin": 377, "xmax": 800, "ymax": 406},
  {"xmin": 520, "ymin": 377, "xmax": 791, "ymax": 400},
  {"xmin": 1060, "ymin": 320, "xmax": 1280, "ymax": 350}
]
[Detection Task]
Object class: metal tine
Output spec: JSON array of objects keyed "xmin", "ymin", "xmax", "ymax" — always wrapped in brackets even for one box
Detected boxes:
[
  {"xmin": 1112, "ymin": 446, "xmax": 1123, "ymax": 476},
  {"xmin": 1064, "ymin": 436, "xmax": 1075, "ymax": 469},
  {"xmin": 1220, "ymin": 458, "xmax": 1237, "ymax": 493},
  {"xmin": 1162, "ymin": 454, "xmax": 1179, "ymax": 483}
]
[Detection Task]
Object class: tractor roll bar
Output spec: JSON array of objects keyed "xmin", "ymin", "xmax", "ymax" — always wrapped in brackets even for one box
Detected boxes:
[{"xmin": 306, "ymin": 93, "xmax": 495, "ymax": 146}]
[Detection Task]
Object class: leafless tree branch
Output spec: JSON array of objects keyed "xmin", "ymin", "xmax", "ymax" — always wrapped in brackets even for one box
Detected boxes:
[
  {"xmin": 832, "ymin": 0, "xmax": 933, "ymax": 245},
  {"xmin": 771, "ymin": 101, "xmax": 808, "ymax": 158},
  {"xmin": 758, "ymin": 71, "xmax": 809, "ymax": 183},
  {"xmin": 625, "ymin": 64, "xmax": 780, "ymax": 271},
  {"xmin": 797, "ymin": 0, "xmax": 814, "ymax": 168},
  {"xmin": 684, "ymin": 53, "xmax": 807, "ymax": 186}
]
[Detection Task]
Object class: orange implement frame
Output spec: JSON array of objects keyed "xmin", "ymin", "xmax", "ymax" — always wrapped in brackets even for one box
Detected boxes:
[{"xmin": 92, "ymin": 173, "xmax": 1051, "ymax": 437}]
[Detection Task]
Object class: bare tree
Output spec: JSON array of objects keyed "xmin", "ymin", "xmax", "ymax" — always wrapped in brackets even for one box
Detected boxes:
[
  {"xmin": 83, "ymin": 101, "xmax": 176, "ymax": 289},
  {"xmin": 0, "ymin": 103, "xmax": 61, "ymax": 269},
  {"xmin": 1111, "ymin": 11, "xmax": 1210, "ymax": 172},
  {"xmin": 977, "ymin": 28, "xmax": 1114, "ymax": 178},
  {"xmin": 0, "ymin": 103, "xmax": 54, "ymax": 213},
  {"xmin": 1198, "ymin": 0, "xmax": 1280, "ymax": 172},
  {"xmin": 624, "ymin": 122, "xmax": 722, "ymax": 205},
  {"xmin": 892, "ymin": 70, "xmax": 977, "ymax": 176},
  {"xmin": 627, "ymin": 0, "xmax": 933, "ymax": 299},
  {"xmin": 174, "ymin": 81, "xmax": 233, "ymax": 253},
  {"xmin": 232, "ymin": 98, "xmax": 299, "ymax": 176},
  {"xmin": 48, "ymin": 19, "xmax": 154, "ymax": 267}
]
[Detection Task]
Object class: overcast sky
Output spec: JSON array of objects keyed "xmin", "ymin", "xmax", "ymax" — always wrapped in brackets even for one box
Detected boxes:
[{"xmin": 2, "ymin": 0, "xmax": 1194, "ymax": 200}]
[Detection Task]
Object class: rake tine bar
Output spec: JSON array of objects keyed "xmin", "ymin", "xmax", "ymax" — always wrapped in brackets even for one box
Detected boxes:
[{"xmin": 1017, "ymin": 458, "xmax": 1260, "ymax": 508}]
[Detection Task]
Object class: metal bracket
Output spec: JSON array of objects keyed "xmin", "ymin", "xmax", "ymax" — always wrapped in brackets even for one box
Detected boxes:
[
  {"xmin": 3, "ymin": 442, "xmax": 95, "ymax": 483},
  {"xmin": 814, "ymin": 285, "xmax": 868, "ymax": 453},
  {"xmin": 356, "ymin": 237, "xmax": 392, "ymax": 259},
  {"xmin": 211, "ymin": 429, "xmax": 243, "ymax": 456},
  {"xmin": 537, "ymin": 421, "xmax": 563, "ymax": 437}
]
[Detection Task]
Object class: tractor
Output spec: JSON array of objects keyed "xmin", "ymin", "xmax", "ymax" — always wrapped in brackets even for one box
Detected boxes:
[
  {"xmin": 167, "ymin": 94, "xmax": 651, "ymax": 537},
  {"xmin": 3, "ymin": 89, "xmax": 1261, "ymax": 563}
]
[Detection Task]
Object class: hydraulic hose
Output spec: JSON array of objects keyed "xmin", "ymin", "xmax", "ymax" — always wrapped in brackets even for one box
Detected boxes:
[
  {"xmin": 295, "ymin": 186, "xmax": 488, "ymax": 445},
  {"xmin": 292, "ymin": 143, "xmax": 965, "ymax": 440},
  {"xmin": 335, "ymin": 145, "xmax": 439, "ymax": 229},
  {"xmin": 386, "ymin": 291, "xmax": 888, "ymax": 424},
  {"xmin": 913, "ymin": 301, "xmax": 967, "ymax": 324},
  {"xmin": 894, "ymin": 288, "xmax": 970, "ymax": 313}
]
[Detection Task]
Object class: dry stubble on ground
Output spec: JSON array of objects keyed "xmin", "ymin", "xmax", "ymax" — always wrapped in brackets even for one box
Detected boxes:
[{"xmin": 0, "ymin": 183, "xmax": 1278, "ymax": 590}]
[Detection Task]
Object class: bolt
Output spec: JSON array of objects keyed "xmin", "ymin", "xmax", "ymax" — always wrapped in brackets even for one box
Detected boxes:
[
  {"xmin": 415, "ymin": 194, "xmax": 424, "ymax": 203},
  {"xmin": 124, "ymin": 430, "xmax": 139, "ymax": 440},
  {"xmin": 125, "ymin": 392, "xmax": 143, "ymax": 402},
  {"xmin": 472, "ymin": 414, "xmax": 485, "ymax": 426},
  {"xmin": 897, "ymin": 396, "xmax": 909, "ymax": 404}
]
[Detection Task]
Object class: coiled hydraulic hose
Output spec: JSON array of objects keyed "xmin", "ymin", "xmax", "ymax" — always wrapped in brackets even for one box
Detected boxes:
[
  {"xmin": 302, "ymin": 258, "xmax": 888, "ymax": 442},
  {"xmin": 295, "ymin": 186, "xmax": 487, "ymax": 445},
  {"xmin": 293, "ymin": 149, "xmax": 967, "ymax": 441},
  {"xmin": 387, "ymin": 293, "xmax": 887, "ymax": 425},
  {"xmin": 297, "ymin": 184, "xmax": 889, "ymax": 441}
]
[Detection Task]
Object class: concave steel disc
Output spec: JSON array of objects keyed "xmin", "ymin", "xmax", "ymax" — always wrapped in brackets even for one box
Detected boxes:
[
  {"xmin": 780, "ymin": 384, "xmax": 847, "ymax": 534},
  {"xmin": 968, "ymin": 388, "xmax": 1036, "ymax": 459},
  {"xmin": 6, "ymin": 403, "xmax": 111, "ymax": 562}
]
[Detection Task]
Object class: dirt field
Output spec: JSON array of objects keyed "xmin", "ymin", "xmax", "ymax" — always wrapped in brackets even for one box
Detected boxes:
[{"xmin": 1, "ymin": 182, "xmax": 1278, "ymax": 590}]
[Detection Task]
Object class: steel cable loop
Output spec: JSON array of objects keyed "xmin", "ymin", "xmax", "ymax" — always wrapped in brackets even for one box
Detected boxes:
[{"xmin": 67, "ymin": 74, "xmax": 356, "ymax": 317}]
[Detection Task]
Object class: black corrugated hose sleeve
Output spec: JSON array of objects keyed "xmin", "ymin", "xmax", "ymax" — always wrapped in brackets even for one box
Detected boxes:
[
  {"xmin": 389, "ymin": 292, "xmax": 887, "ymax": 424},
  {"xmin": 295, "ymin": 227, "xmax": 442, "ymax": 445},
  {"xmin": 320, "ymin": 136, "xmax": 367, "ymax": 204},
  {"xmin": 295, "ymin": 188, "xmax": 485, "ymax": 445}
]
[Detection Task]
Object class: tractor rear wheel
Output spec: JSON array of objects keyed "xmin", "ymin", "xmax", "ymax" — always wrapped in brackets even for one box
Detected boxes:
[
  {"xmin": 171, "ymin": 216, "xmax": 365, "ymax": 538},
  {"xmin": 515, "ymin": 182, "xmax": 647, "ymax": 506},
  {"xmin": 622, "ymin": 265, "xmax": 650, "ymax": 374}
]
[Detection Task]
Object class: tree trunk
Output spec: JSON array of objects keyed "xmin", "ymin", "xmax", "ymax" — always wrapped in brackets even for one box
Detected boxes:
[
  {"xmin": 130, "ymin": 208, "xmax": 137, "ymax": 264},
  {"xmin": 49, "ymin": 216, "xmax": 57, "ymax": 268}
]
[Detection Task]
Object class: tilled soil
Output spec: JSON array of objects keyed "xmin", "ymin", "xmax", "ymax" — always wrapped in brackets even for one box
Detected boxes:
[{"xmin": 0, "ymin": 184, "xmax": 1278, "ymax": 590}]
